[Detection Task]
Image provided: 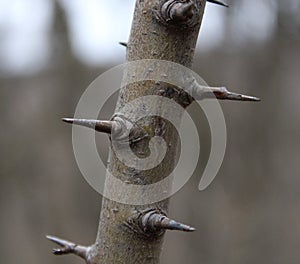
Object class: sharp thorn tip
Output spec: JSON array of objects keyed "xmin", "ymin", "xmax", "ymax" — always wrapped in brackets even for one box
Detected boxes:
[
  {"xmin": 174, "ymin": 223, "xmax": 196, "ymax": 232},
  {"xmin": 207, "ymin": 0, "xmax": 229, "ymax": 8},
  {"xmin": 119, "ymin": 41, "xmax": 128, "ymax": 47},
  {"xmin": 163, "ymin": 218, "xmax": 196, "ymax": 232},
  {"xmin": 224, "ymin": 92, "xmax": 261, "ymax": 102},
  {"xmin": 46, "ymin": 235, "xmax": 57, "ymax": 242},
  {"xmin": 62, "ymin": 118, "xmax": 74, "ymax": 124}
]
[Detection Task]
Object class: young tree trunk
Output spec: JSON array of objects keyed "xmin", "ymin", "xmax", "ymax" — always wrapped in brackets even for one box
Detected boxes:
[
  {"xmin": 47, "ymin": 0, "xmax": 259, "ymax": 263},
  {"xmin": 90, "ymin": 1, "xmax": 205, "ymax": 263}
]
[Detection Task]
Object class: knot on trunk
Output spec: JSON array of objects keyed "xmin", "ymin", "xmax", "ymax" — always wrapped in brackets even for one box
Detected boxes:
[
  {"xmin": 153, "ymin": 0, "xmax": 201, "ymax": 28},
  {"xmin": 124, "ymin": 209, "xmax": 195, "ymax": 239}
]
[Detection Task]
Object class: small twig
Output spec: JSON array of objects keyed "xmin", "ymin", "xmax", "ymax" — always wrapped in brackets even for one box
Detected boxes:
[
  {"xmin": 46, "ymin": 235, "xmax": 90, "ymax": 260},
  {"xmin": 207, "ymin": 0, "xmax": 229, "ymax": 8}
]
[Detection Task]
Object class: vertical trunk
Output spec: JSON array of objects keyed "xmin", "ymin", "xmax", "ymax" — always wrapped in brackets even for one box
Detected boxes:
[
  {"xmin": 47, "ymin": 1, "xmax": 260, "ymax": 263},
  {"xmin": 91, "ymin": 1, "xmax": 206, "ymax": 263}
]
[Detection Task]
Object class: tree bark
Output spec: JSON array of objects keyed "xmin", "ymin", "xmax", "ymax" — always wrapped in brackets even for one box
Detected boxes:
[{"xmin": 90, "ymin": 1, "xmax": 206, "ymax": 263}]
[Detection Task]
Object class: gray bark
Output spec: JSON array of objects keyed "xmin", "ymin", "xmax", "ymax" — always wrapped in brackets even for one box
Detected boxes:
[{"xmin": 90, "ymin": 1, "xmax": 206, "ymax": 263}]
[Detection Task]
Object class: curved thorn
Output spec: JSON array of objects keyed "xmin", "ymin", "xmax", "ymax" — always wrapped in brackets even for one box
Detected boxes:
[
  {"xmin": 62, "ymin": 118, "xmax": 117, "ymax": 134},
  {"xmin": 119, "ymin": 41, "xmax": 128, "ymax": 47},
  {"xmin": 207, "ymin": 0, "xmax": 229, "ymax": 8}
]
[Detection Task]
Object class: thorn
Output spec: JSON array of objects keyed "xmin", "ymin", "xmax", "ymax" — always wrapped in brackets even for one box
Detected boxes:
[
  {"xmin": 209, "ymin": 87, "xmax": 261, "ymax": 102},
  {"xmin": 62, "ymin": 118, "xmax": 74, "ymax": 124},
  {"xmin": 46, "ymin": 235, "xmax": 89, "ymax": 260},
  {"xmin": 140, "ymin": 210, "xmax": 195, "ymax": 234},
  {"xmin": 46, "ymin": 235, "xmax": 67, "ymax": 246},
  {"xmin": 207, "ymin": 0, "xmax": 229, "ymax": 8},
  {"xmin": 62, "ymin": 118, "xmax": 117, "ymax": 134},
  {"xmin": 189, "ymin": 79, "xmax": 261, "ymax": 102},
  {"xmin": 157, "ymin": 217, "xmax": 196, "ymax": 232},
  {"xmin": 119, "ymin": 41, "xmax": 128, "ymax": 47}
]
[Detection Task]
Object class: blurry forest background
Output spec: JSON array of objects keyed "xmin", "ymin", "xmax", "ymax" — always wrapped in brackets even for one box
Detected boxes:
[{"xmin": 0, "ymin": 0, "xmax": 300, "ymax": 263}]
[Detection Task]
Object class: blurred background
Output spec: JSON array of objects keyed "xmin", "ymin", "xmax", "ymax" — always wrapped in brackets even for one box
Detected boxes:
[{"xmin": 0, "ymin": 0, "xmax": 299, "ymax": 263}]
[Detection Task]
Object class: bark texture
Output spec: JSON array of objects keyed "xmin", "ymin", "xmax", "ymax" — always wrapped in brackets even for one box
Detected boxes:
[{"xmin": 90, "ymin": 1, "xmax": 206, "ymax": 263}]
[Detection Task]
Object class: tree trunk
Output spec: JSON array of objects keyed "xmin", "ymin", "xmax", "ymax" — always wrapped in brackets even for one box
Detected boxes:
[
  {"xmin": 47, "ymin": 0, "xmax": 259, "ymax": 263},
  {"xmin": 91, "ymin": 1, "xmax": 205, "ymax": 263}
]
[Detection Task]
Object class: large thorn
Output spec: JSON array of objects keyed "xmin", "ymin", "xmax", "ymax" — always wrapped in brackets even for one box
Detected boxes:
[
  {"xmin": 214, "ymin": 88, "xmax": 261, "ymax": 101},
  {"xmin": 141, "ymin": 210, "xmax": 195, "ymax": 233},
  {"xmin": 62, "ymin": 116, "xmax": 149, "ymax": 144},
  {"xmin": 188, "ymin": 78, "xmax": 260, "ymax": 102},
  {"xmin": 62, "ymin": 118, "xmax": 121, "ymax": 134},
  {"xmin": 46, "ymin": 235, "xmax": 90, "ymax": 260},
  {"xmin": 207, "ymin": 0, "xmax": 229, "ymax": 8},
  {"xmin": 200, "ymin": 86, "xmax": 260, "ymax": 102}
]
